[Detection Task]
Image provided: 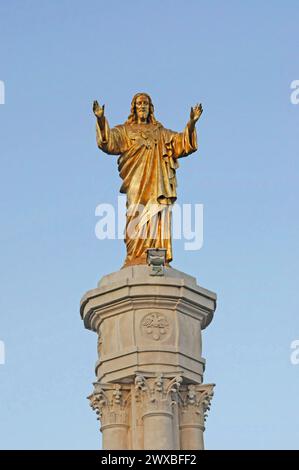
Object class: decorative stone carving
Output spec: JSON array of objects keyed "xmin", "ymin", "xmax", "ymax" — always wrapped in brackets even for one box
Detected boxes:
[
  {"xmin": 179, "ymin": 384, "xmax": 214, "ymax": 430},
  {"xmin": 135, "ymin": 374, "xmax": 182, "ymax": 413},
  {"xmin": 179, "ymin": 383, "xmax": 215, "ymax": 422},
  {"xmin": 88, "ymin": 383, "xmax": 130, "ymax": 428},
  {"xmin": 141, "ymin": 312, "xmax": 169, "ymax": 341}
]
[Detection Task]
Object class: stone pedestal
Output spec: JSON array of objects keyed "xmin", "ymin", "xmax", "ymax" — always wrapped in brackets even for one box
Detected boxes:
[{"xmin": 80, "ymin": 265, "xmax": 216, "ymax": 450}]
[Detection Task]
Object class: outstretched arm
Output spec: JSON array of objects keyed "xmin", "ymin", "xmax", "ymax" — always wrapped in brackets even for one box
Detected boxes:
[
  {"xmin": 93, "ymin": 100, "xmax": 107, "ymax": 140},
  {"xmin": 166, "ymin": 103, "xmax": 202, "ymax": 159},
  {"xmin": 93, "ymin": 100, "xmax": 126, "ymax": 155},
  {"xmin": 187, "ymin": 103, "xmax": 203, "ymax": 142}
]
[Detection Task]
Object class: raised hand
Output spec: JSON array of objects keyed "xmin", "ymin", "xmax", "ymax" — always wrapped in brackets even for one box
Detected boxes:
[
  {"xmin": 190, "ymin": 103, "xmax": 203, "ymax": 123},
  {"xmin": 93, "ymin": 100, "xmax": 105, "ymax": 119}
]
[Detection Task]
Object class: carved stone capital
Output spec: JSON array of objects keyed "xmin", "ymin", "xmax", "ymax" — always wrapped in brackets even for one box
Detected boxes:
[
  {"xmin": 88, "ymin": 382, "xmax": 130, "ymax": 430},
  {"xmin": 179, "ymin": 383, "xmax": 215, "ymax": 428},
  {"xmin": 135, "ymin": 374, "xmax": 182, "ymax": 416}
]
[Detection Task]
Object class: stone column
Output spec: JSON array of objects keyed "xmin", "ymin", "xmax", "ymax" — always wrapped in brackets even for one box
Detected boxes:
[
  {"xmin": 178, "ymin": 384, "xmax": 215, "ymax": 450},
  {"xmin": 88, "ymin": 383, "xmax": 130, "ymax": 450},
  {"xmin": 135, "ymin": 375, "xmax": 182, "ymax": 450}
]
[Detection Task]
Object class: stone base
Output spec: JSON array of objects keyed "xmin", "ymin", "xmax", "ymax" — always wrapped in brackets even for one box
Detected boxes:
[{"xmin": 80, "ymin": 265, "xmax": 216, "ymax": 450}]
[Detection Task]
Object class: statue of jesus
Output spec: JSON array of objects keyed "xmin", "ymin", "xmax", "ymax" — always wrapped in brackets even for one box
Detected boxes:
[{"xmin": 93, "ymin": 93, "xmax": 202, "ymax": 267}]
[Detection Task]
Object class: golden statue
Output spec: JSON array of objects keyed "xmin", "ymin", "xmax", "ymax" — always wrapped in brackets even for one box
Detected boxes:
[{"xmin": 93, "ymin": 93, "xmax": 202, "ymax": 267}]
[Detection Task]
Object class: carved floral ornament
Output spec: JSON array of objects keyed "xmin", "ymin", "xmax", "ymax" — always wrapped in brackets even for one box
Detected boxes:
[
  {"xmin": 141, "ymin": 312, "xmax": 170, "ymax": 341},
  {"xmin": 88, "ymin": 384, "xmax": 130, "ymax": 421},
  {"xmin": 179, "ymin": 384, "xmax": 215, "ymax": 421},
  {"xmin": 134, "ymin": 374, "xmax": 183, "ymax": 405}
]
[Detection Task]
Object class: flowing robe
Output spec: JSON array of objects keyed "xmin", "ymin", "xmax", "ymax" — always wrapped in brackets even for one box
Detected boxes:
[{"xmin": 96, "ymin": 119, "xmax": 197, "ymax": 266}]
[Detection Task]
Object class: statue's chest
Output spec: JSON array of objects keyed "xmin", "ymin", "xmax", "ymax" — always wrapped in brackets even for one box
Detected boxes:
[{"xmin": 127, "ymin": 127, "xmax": 159, "ymax": 149}]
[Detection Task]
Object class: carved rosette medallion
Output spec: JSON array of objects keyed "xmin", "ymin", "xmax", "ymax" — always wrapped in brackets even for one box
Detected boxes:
[{"xmin": 141, "ymin": 312, "xmax": 170, "ymax": 341}]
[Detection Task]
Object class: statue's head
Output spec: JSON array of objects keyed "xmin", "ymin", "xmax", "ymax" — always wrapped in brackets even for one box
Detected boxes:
[{"xmin": 126, "ymin": 93, "xmax": 157, "ymax": 124}]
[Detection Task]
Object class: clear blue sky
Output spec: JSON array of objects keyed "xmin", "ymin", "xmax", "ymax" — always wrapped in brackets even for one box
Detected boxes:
[{"xmin": 0, "ymin": 0, "xmax": 298, "ymax": 450}]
